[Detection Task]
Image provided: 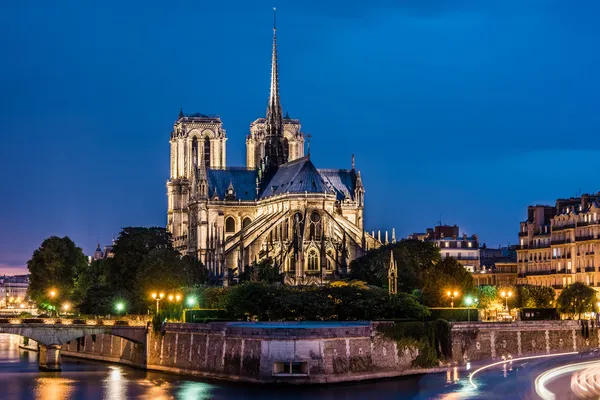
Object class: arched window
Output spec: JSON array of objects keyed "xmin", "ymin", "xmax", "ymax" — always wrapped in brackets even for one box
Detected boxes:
[
  {"xmin": 191, "ymin": 137, "xmax": 198, "ymax": 168},
  {"xmin": 204, "ymin": 137, "xmax": 211, "ymax": 169},
  {"xmin": 225, "ymin": 217, "xmax": 236, "ymax": 233},
  {"xmin": 242, "ymin": 217, "xmax": 252, "ymax": 229},
  {"xmin": 308, "ymin": 250, "xmax": 319, "ymax": 271},
  {"xmin": 326, "ymin": 251, "xmax": 335, "ymax": 271},
  {"xmin": 309, "ymin": 212, "xmax": 321, "ymax": 240}
]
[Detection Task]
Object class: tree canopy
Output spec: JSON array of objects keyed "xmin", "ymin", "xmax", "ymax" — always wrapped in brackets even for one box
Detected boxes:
[
  {"xmin": 557, "ymin": 282, "xmax": 597, "ymax": 319},
  {"xmin": 27, "ymin": 236, "xmax": 88, "ymax": 305},
  {"xmin": 349, "ymin": 240, "xmax": 441, "ymax": 293}
]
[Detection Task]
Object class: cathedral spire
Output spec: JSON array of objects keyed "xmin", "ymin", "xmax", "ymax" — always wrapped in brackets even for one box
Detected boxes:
[
  {"xmin": 262, "ymin": 7, "xmax": 288, "ymax": 172},
  {"xmin": 266, "ymin": 7, "xmax": 283, "ymax": 138}
]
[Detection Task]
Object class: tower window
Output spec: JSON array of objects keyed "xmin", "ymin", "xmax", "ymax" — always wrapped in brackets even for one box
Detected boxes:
[
  {"xmin": 225, "ymin": 217, "xmax": 236, "ymax": 233},
  {"xmin": 204, "ymin": 137, "xmax": 211, "ymax": 169}
]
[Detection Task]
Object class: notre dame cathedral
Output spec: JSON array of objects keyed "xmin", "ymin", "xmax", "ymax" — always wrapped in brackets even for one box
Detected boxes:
[{"xmin": 166, "ymin": 17, "xmax": 382, "ymax": 285}]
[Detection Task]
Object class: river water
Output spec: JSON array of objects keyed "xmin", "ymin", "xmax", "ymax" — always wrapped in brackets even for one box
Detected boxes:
[{"xmin": 0, "ymin": 334, "xmax": 479, "ymax": 399}]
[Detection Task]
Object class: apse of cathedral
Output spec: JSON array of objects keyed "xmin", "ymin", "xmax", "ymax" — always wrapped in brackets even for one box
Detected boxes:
[{"xmin": 166, "ymin": 14, "xmax": 382, "ymax": 285}]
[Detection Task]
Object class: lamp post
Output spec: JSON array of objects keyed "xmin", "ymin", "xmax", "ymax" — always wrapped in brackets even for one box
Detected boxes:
[
  {"xmin": 447, "ymin": 290, "xmax": 459, "ymax": 308},
  {"xmin": 501, "ymin": 290, "xmax": 513, "ymax": 312},
  {"xmin": 151, "ymin": 292, "xmax": 165, "ymax": 314},
  {"xmin": 115, "ymin": 302, "xmax": 125, "ymax": 316},
  {"xmin": 49, "ymin": 289, "xmax": 57, "ymax": 317},
  {"xmin": 62, "ymin": 303, "xmax": 70, "ymax": 316},
  {"xmin": 465, "ymin": 296, "xmax": 473, "ymax": 322}
]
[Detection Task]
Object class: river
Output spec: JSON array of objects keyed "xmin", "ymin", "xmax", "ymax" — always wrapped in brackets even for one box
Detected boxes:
[{"xmin": 0, "ymin": 333, "xmax": 527, "ymax": 399}]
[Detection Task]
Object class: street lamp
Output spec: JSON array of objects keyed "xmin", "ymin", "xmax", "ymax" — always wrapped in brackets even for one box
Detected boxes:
[
  {"xmin": 465, "ymin": 296, "xmax": 473, "ymax": 322},
  {"xmin": 115, "ymin": 302, "xmax": 125, "ymax": 315},
  {"xmin": 49, "ymin": 289, "xmax": 57, "ymax": 316},
  {"xmin": 501, "ymin": 290, "xmax": 513, "ymax": 311},
  {"xmin": 62, "ymin": 303, "xmax": 70, "ymax": 316},
  {"xmin": 186, "ymin": 296, "xmax": 197, "ymax": 308},
  {"xmin": 151, "ymin": 292, "xmax": 165, "ymax": 314},
  {"xmin": 447, "ymin": 290, "xmax": 459, "ymax": 308}
]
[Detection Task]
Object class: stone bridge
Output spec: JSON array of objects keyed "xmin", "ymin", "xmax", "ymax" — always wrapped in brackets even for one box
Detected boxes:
[{"xmin": 0, "ymin": 318, "xmax": 148, "ymax": 371}]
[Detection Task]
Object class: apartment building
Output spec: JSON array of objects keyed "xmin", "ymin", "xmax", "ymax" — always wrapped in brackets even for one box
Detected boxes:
[{"xmin": 517, "ymin": 194, "xmax": 600, "ymax": 291}]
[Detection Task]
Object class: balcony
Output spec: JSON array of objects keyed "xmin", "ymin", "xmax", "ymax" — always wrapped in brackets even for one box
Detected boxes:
[
  {"xmin": 586, "ymin": 251, "xmax": 596, "ymax": 255},
  {"xmin": 585, "ymin": 267, "xmax": 596, "ymax": 272},
  {"xmin": 552, "ymin": 284, "xmax": 564, "ymax": 289},
  {"xmin": 577, "ymin": 268, "xmax": 582, "ymax": 273},
  {"xmin": 518, "ymin": 231, "xmax": 529, "ymax": 237},
  {"xmin": 578, "ymin": 235, "xmax": 596, "ymax": 241},
  {"xmin": 553, "ymin": 224, "xmax": 576, "ymax": 232},
  {"xmin": 524, "ymin": 270, "xmax": 553, "ymax": 276},
  {"xmin": 551, "ymin": 239, "xmax": 568, "ymax": 245}
]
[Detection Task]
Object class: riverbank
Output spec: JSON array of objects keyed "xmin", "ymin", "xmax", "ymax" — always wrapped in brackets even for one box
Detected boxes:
[{"xmin": 13, "ymin": 319, "xmax": 599, "ymax": 384}]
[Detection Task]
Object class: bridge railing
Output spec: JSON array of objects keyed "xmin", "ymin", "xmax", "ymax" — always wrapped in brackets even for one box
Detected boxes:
[{"xmin": 0, "ymin": 318, "xmax": 149, "ymax": 326}]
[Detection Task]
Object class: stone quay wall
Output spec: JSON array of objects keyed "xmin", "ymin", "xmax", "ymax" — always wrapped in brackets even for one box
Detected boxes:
[
  {"xmin": 60, "ymin": 322, "xmax": 417, "ymax": 384},
  {"xmin": 21, "ymin": 320, "xmax": 600, "ymax": 383},
  {"xmin": 451, "ymin": 320, "xmax": 598, "ymax": 363}
]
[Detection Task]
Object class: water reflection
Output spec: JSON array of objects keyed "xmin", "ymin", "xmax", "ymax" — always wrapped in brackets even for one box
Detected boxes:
[
  {"xmin": 103, "ymin": 366, "xmax": 127, "ymax": 400},
  {"xmin": 177, "ymin": 381, "xmax": 214, "ymax": 400},
  {"xmin": 34, "ymin": 377, "xmax": 75, "ymax": 400}
]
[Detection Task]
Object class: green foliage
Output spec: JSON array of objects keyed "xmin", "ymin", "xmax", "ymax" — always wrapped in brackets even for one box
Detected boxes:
[
  {"xmin": 557, "ymin": 282, "xmax": 597, "ymax": 319},
  {"xmin": 239, "ymin": 257, "xmax": 282, "ymax": 284},
  {"xmin": 422, "ymin": 258, "xmax": 474, "ymax": 307},
  {"xmin": 516, "ymin": 285, "xmax": 556, "ymax": 308},
  {"xmin": 223, "ymin": 282, "xmax": 427, "ymax": 322},
  {"xmin": 27, "ymin": 236, "xmax": 88, "ymax": 304},
  {"xmin": 199, "ymin": 287, "xmax": 229, "ymax": 309},
  {"xmin": 74, "ymin": 259, "xmax": 107, "ymax": 302},
  {"xmin": 427, "ymin": 308, "xmax": 479, "ymax": 322},
  {"xmin": 349, "ymin": 240, "xmax": 440, "ymax": 292},
  {"xmin": 376, "ymin": 319, "xmax": 451, "ymax": 368}
]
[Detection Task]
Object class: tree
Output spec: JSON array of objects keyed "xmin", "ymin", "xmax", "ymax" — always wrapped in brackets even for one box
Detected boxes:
[
  {"xmin": 27, "ymin": 236, "xmax": 87, "ymax": 305},
  {"xmin": 239, "ymin": 257, "xmax": 282, "ymax": 284},
  {"xmin": 102, "ymin": 227, "xmax": 208, "ymax": 313},
  {"xmin": 74, "ymin": 259, "xmax": 107, "ymax": 303},
  {"xmin": 349, "ymin": 240, "xmax": 440, "ymax": 292},
  {"xmin": 105, "ymin": 227, "xmax": 174, "ymax": 295},
  {"xmin": 556, "ymin": 282, "xmax": 597, "ymax": 319},
  {"xmin": 422, "ymin": 258, "xmax": 475, "ymax": 307},
  {"xmin": 517, "ymin": 285, "xmax": 556, "ymax": 308}
]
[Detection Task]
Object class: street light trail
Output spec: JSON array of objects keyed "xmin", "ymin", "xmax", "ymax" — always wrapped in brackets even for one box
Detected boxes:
[
  {"xmin": 469, "ymin": 352, "xmax": 578, "ymax": 389},
  {"xmin": 534, "ymin": 360, "xmax": 600, "ymax": 400}
]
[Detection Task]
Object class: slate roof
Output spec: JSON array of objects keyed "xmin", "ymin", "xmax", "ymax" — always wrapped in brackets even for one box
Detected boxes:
[
  {"xmin": 319, "ymin": 169, "xmax": 355, "ymax": 201},
  {"xmin": 207, "ymin": 168, "xmax": 258, "ymax": 201},
  {"xmin": 260, "ymin": 157, "xmax": 332, "ymax": 199},
  {"xmin": 207, "ymin": 158, "xmax": 357, "ymax": 202}
]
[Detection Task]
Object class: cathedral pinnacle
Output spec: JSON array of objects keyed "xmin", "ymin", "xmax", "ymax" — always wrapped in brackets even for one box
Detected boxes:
[{"xmin": 266, "ymin": 7, "xmax": 283, "ymax": 138}]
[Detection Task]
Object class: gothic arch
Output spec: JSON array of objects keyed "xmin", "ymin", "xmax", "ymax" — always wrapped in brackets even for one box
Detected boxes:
[
  {"xmin": 242, "ymin": 217, "xmax": 252, "ymax": 229},
  {"xmin": 225, "ymin": 217, "xmax": 236, "ymax": 233}
]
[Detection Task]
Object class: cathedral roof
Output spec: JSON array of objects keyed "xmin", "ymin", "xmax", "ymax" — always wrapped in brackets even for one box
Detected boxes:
[
  {"xmin": 260, "ymin": 156, "xmax": 331, "ymax": 199},
  {"xmin": 207, "ymin": 168, "xmax": 258, "ymax": 201},
  {"xmin": 318, "ymin": 169, "xmax": 356, "ymax": 201}
]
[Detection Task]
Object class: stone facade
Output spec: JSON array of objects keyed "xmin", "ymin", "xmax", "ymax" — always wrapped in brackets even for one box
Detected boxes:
[
  {"xmin": 166, "ymin": 20, "xmax": 380, "ymax": 285},
  {"xmin": 517, "ymin": 195, "xmax": 600, "ymax": 291}
]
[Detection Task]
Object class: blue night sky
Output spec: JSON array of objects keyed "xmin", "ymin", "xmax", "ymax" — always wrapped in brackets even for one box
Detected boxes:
[{"xmin": 1, "ymin": 1, "xmax": 600, "ymax": 274}]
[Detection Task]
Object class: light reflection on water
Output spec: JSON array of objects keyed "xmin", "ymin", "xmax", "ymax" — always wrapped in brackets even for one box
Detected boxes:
[{"xmin": 0, "ymin": 333, "xmax": 492, "ymax": 400}]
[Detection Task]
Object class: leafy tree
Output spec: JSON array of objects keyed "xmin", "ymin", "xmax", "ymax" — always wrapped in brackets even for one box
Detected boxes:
[
  {"xmin": 517, "ymin": 285, "xmax": 555, "ymax": 308},
  {"xmin": 101, "ymin": 227, "xmax": 208, "ymax": 313},
  {"xmin": 557, "ymin": 282, "xmax": 597, "ymax": 319},
  {"xmin": 223, "ymin": 282, "xmax": 427, "ymax": 322},
  {"xmin": 74, "ymin": 259, "xmax": 107, "ymax": 303},
  {"xmin": 105, "ymin": 227, "xmax": 173, "ymax": 295},
  {"xmin": 422, "ymin": 258, "xmax": 475, "ymax": 307},
  {"xmin": 349, "ymin": 240, "xmax": 440, "ymax": 292},
  {"xmin": 239, "ymin": 257, "xmax": 282, "ymax": 284},
  {"xmin": 27, "ymin": 236, "xmax": 87, "ymax": 305}
]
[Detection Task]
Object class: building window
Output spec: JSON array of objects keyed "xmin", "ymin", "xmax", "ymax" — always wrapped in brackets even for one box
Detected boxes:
[
  {"xmin": 204, "ymin": 137, "xmax": 211, "ymax": 169},
  {"xmin": 225, "ymin": 217, "xmax": 236, "ymax": 233},
  {"xmin": 307, "ymin": 250, "xmax": 319, "ymax": 271},
  {"xmin": 242, "ymin": 217, "xmax": 252, "ymax": 229},
  {"xmin": 192, "ymin": 137, "xmax": 198, "ymax": 168},
  {"xmin": 309, "ymin": 212, "xmax": 321, "ymax": 241},
  {"xmin": 326, "ymin": 251, "xmax": 334, "ymax": 271},
  {"xmin": 468, "ymin": 242, "xmax": 472, "ymax": 248},
  {"xmin": 457, "ymin": 242, "xmax": 462, "ymax": 248}
]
